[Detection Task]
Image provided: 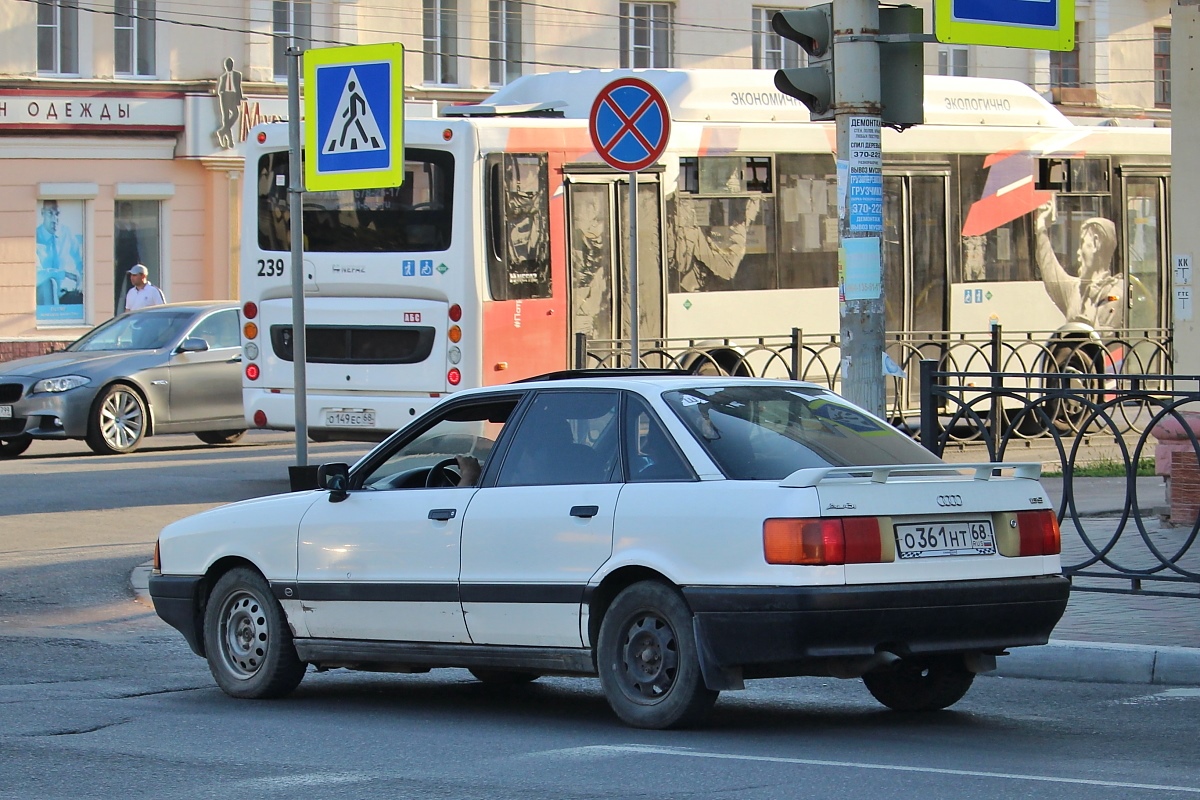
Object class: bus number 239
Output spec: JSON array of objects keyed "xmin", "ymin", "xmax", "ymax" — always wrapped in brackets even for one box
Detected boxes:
[{"xmin": 257, "ymin": 258, "xmax": 285, "ymax": 277}]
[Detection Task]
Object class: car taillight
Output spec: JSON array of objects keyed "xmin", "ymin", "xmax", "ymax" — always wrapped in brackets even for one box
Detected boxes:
[
  {"xmin": 153, "ymin": 539, "xmax": 161, "ymax": 572},
  {"xmin": 1016, "ymin": 510, "xmax": 1061, "ymax": 556},
  {"xmin": 448, "ymin": 325, "xmax": 462, "ymax": 343},
  {"xmin": 243, "ymin": 321, "xmax": 258, "ymax": 339},
  {"xmin": 246, "ymin": 363, "xmax": 260, "ymax": 381},
  {"xmin": 253, "ymin": 410, "xmax": 267, "ymax": 427},
  {"xmin": 447, "ymin": 368, "xmax": 461, "ymax": 386},
  {"xmin": 763, "ymin": 517, "xmax": 885, "ymax": 565},
  {"xmin": 449, "ymin": 304, "xmax": 462, "ymax": 322},
  {"xmin": 243, "ymin": 301, "xmax": 258, "ymax": 319}
]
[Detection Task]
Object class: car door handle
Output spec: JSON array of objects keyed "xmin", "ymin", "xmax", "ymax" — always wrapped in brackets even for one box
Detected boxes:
[
  {"xmin": 428, "ymin": 508, "xmax": 456, "ymax": 521},
  {"xmin": 570, "ymin": 505, "xmax": 600, "ymax": 518}
]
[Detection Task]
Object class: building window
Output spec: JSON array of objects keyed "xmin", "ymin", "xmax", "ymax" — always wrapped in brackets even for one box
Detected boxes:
[
  {"xmin": 272, "ymin": 0, "xmax": 312, "ymax": 81},
  {"xmin": 115, "ymin": 0, "xmax": 156, "ymax": 77},
  {"xmin": 620, "ymin": 2, "xmax": 672, "ymax": 69},
  {"xmin": 37, "ymin": 0, "xmax": 79, "ymax": 75},
  {"xmin": 752, "ymin": 8, "xmax": 802, "ymax": 70},
  {"xmin": 36, "ymin": 199, "xmax": 87, "ymax": 326},
  {"xmin": 1155, "ymin": 27, "xmax": 1171, "ymax": 108},
  {"xmin": 113, "ymin": 201, "xmax": 162, "ymax": 316},
  {"xmin": 489, "ymin": 0, "xmax": 523, "ymax": 85},
  {"xmin": 938, "ymin": 45, "xmax": 968, "ymax": 77},
  {"xmin": 424, "ymin": 0, "xmax": 459, "ymax": 85},
  {"xmin": 1050, "ymin": 24, "xmax": 1082, "ymax": 88}
]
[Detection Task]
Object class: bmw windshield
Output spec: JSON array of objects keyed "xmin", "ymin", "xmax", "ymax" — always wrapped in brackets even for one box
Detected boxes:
[
  {"xmin": 663, "ymin": 385, "xmax": 942, "ymax": 480},
  {"xmin": 68, "ymin": 311, "xmax": 195, "ymax": 352}
]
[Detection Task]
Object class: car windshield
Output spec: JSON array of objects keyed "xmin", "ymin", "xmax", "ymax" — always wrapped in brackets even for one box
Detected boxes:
[
  {"xmin": 663, "ymin": 385, "xmax": 942, "ymax": 480},
  {"xmin": 68, "ymin": 311, "xmax": 195, "ymax": 352}
]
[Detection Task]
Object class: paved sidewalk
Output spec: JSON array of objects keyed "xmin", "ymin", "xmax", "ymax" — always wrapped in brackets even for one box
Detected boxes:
[
  {"xmin": 131, "ymin": 475, "xmax": 1200, "ymax": 687},
  {"xmin": 995, "ymin": 475, "xmax": 1200, "ymax": 685}
]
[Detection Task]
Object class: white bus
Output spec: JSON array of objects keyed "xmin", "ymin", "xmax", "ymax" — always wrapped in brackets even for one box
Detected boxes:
[{"xmin": 237, "ymin": 68, "xmax": 1170, "ymax": 439}]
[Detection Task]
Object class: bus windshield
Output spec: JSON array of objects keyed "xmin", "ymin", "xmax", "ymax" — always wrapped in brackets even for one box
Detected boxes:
[{"xmin": 256, "ymin": 148, "xmax": 454, "ymax": 253}]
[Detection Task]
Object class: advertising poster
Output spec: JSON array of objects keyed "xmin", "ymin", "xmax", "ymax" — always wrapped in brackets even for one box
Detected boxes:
[{"xmin": 35, "ymin": 199, "xmax": 86, "ymax": 325}]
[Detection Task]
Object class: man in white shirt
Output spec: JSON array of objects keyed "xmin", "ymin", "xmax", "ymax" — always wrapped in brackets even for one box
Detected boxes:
[{"xmin": 124, "ymin": 264, "xmax": 167, "ymax": 312}]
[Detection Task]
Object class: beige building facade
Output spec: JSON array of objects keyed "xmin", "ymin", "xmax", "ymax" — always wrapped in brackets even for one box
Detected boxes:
[{"xmin": 0, "ymin": 0, "xmax": 1172, "ymax": 356}]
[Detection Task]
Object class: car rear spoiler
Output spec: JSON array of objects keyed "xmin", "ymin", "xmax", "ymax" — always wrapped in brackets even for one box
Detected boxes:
[{"xmin": 779, "ymin": 462, "xmax": 1043, "ymax": 488}]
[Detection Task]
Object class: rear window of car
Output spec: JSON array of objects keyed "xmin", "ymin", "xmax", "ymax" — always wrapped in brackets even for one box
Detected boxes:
[{"xmin": 662, "ymin": 385, "xmax": 942, "ymax": 480}]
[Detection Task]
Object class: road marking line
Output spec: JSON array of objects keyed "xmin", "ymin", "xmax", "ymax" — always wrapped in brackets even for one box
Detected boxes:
[{"xmin": 540, "ymin": 745, "xmax": 1200, "ymax": 794}]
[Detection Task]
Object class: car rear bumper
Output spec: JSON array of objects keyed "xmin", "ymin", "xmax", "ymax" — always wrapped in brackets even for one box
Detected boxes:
[
  {"xmin": 684, "ymin": 575, "xmax": 1071, "ymax": 670},
  {"xmin": 148, "ymin": 574, "xmax": 206, "ymax": 657}
]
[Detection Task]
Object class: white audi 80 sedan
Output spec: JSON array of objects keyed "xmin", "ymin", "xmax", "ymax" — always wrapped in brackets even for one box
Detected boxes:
[{"xmin": 150, "ymin": 371, "xmax": 1069, "ymax": 729}]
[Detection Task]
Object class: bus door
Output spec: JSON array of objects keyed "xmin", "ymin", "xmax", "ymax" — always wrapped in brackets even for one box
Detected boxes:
[
  {"xmin": 564, "ymin": 171, "xmax": 665, "ymax": 365},
  {"xmin": 1118, "ymin": 170, "xmax": 1166, "ymax": 340},
  {"xmin": 883, "ymin": 169, "xmax": 950, "ymax": 413}
]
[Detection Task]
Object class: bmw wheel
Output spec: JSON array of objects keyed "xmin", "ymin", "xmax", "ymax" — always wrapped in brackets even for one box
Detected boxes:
[
  {"xmin": 0, "ymin": 434, "xmax": 32, "ymax": 458},
  {"xmin": 202, "ymin": 567, "xmax": 306, "ymax": 699},
  {"xmin": 85, "ymin": 384, "xmax": 147, "ymax": 455},
  {"xmin": 862, "ymin": 656, "xmax": 975, "ymax": 712},
  {"xmin": 597, "ymin": 581, "xmax": 718, "ymax": 729}
]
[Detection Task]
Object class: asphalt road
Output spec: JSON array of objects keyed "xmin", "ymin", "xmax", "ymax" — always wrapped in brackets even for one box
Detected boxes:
[{"xmin": 2, "ymin": 433, "xmax": 1199, "ymax": 800}]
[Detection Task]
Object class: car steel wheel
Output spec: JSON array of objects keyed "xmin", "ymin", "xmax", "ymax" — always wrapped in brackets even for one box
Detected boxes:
[
  {"xmin": 216, "ymin": 589, "xmax": 271, "ymax": 680},
  {"xmin": 202, "ymin": 567, "xmax": 306, "ymax": 699},
  {"xmin": 86, "ymin": 384, "xmax": 146, "ymax": 455},
  {"xmin": 597, "ymin": 581, "xmax": 718, "ymax": 729}
]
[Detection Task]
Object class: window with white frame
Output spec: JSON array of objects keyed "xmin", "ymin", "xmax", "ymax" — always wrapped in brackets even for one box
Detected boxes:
[
  {"xmin": 424, "ymin": 0, "xmax": 459, "ymax": 85},
  {"xmin": 273, "ymin": 0, "xmax": 312, "ymax": 81},
  {"xmin": 752, "ymin": 8, "xmax": 802, "ymax": 70},
  {"xmin": 489, "ymin": 0, "xmax": 523, "ymax": 85},
  {"xmin": 115, "ymin": 0, "xmax": 156, "ymax": 77},
  {"xmin": 37, "ymin": 0, "xmax": 79, "ymax": 75},
  {"xmin": 938, "ymin": 45, "xmax": 968, "ymax": 77},
  {"xmin": 1154, "ymin": 28, "xmax": 1170, "ymax": 108},
  {"xmin": 620, "ymin": 2, "xmax": 672, "ymax": 69}
]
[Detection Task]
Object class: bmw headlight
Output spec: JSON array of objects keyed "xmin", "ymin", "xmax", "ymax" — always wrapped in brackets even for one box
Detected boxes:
[{"xmin": 32, "ymin": 375, "xmax": 90, "ymax": 394}]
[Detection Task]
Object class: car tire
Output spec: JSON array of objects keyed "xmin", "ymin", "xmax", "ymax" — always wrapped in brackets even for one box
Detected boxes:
[
  {"xmin": 202, "ymin": 567, "xmax": 307, "ymax": 700},
  {"xmin": 862, "ymin": 656, "xmax": 975, "ymax": 712},
  {"xmin": 0, "ymin": 434, "xmax": 32, "ymax": 458},
  {"xmin": 85, "ymin": 384, "xmax": 147, "ymax": 455},
  {"xmin": 196, "ymin": 429, "xmax": 247, "ymax": 446},
  {"xmin": 467, "ymin": 668, "xmax": 541, "ymax": 685},
  {"xmin": 596, "ymin": 581, "xmax": 718, "ymax": 729}
]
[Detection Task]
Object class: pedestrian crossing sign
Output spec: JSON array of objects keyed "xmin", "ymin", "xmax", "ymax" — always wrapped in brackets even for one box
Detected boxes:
[{"xmin": 304, "ymin": 43, "xmax": 404, "ymax": 192}]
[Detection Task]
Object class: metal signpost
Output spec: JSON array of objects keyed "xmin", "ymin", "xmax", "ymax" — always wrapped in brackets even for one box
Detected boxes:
[
  {"xmin": 588, "ymin": 78, "xmax": 671, "ymax": 368},
  {"xmin": 283, "ymin": 43, "xmax": 403, "ymax": 476}
]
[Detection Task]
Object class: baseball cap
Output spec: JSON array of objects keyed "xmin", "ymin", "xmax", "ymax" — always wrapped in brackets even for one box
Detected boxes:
[{"xmin": 128, "ymin": 264, "xmax": 149, "ymax": 276}]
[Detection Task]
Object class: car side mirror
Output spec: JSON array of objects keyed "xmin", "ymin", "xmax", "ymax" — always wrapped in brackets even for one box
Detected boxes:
[
  {"xmin": 317, "ymin": 462, "xmax": 350, "ymax": 502},
  {"xmin": 178, "ymin": 337, "xmax": 210, "ymax": 353}
]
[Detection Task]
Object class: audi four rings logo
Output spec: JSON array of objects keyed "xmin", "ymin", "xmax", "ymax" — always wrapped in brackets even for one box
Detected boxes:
[{"xmin": 936, "ymin": 495, "xmax": 963, "ymax": 507}]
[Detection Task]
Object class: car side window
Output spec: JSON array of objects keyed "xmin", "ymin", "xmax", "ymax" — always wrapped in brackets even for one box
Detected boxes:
[
  {"xmin": 624, "ymin": 395, "xmax": 694, "ymax": 482},
  {"xmin": 357, "ymin": 397, "xmax": 518, "ymax": 490},
  {"xmin": 189, "ymin": 309, "xmax": 241, "ymax": 349},
  {"xmin": 495, "ymin": 391, "xmax": 620, "ymax": 486}
]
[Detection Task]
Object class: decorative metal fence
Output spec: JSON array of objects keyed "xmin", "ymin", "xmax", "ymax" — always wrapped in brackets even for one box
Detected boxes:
[
  {"xmin": 578, "ymin": 326, "xmax": 1172, "ymax": 441},
  {"xmin": 919, "ymin": 363, "xmax": 1200, "ymax": 599}
]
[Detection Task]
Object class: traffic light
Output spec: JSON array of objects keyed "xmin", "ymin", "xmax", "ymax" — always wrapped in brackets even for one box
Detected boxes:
[
  {"xmin": 879, "ymin": 5, "xmax": 925, "ymax": 128},
  {"xmin": 773, "ymin": 5, "xmax": 834, "ymax": 121}
]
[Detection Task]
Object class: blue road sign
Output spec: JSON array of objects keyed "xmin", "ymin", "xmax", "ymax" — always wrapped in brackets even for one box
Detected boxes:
[
  {"xmin": 303, "ymin": 43, "xmax": 405, "ymax": 192},
  {"xmin": 936, "ymin": 0, "xmax": 1074, "ymax": 50},
  {"xmin": 589, "ymin": 78, "xmax": 671, "ymax": 173}
]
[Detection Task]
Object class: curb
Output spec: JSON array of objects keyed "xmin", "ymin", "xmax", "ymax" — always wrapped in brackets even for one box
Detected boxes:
[
  {"xmin": 132, "ymin": 563, "xmax": 1200, "ymax": 687},
  {"xmin": 992, "ymin": 640, "xmax": 1200, "ymax": 686}
]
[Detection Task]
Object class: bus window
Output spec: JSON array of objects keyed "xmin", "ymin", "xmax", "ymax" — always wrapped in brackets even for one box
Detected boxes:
[
  {"xmin": 957, "ymin": 154, "xmax": 1038, "ymax": 283},
  {"xmin": 485, "ymin": 153, "xmax": 551, "ymax": 301},
  {"xmin": 256, "ymin": 149, "xmax": 454, "ymax": 253},
  {"xmin": 777, "ymin": 153, "xmax": 838, "ymax": 290},
  {"xmin": 667, "ymin": 156, "xmax": 775, "ymax": 292}
]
